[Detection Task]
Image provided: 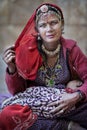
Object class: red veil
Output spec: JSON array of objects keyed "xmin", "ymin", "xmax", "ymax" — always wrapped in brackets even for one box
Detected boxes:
[{"xmin": 15, "ymin": 3, "xmax": 64, "ymax": 80}]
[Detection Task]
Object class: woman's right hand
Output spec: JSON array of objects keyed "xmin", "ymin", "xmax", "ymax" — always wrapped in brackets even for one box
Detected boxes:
[{"xmin": 2, "ymin": 45, "xmax": 16, "ymax": 74}]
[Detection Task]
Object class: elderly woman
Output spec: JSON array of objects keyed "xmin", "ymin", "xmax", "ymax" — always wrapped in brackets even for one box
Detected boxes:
[{"xmin": 1, "ymin": 2, "xmax": 87, "ymax": 130}]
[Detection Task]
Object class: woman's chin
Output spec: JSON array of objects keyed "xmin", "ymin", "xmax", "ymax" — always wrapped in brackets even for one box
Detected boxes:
[{"xmin": 44, "ymin": 38, "xmax": 59, "ymax": 44}]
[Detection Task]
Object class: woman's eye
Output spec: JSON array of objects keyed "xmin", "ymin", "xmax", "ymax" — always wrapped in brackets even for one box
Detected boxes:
[
  {"xmin": 39, "ymin": 23, "xmax": 46, "ymax": 28},
  {"xmin": 51, "ymin": 21, "xmax": 58, "ymax": 26}
]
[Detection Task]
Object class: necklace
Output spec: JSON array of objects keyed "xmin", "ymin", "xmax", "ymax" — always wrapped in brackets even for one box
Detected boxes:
[
  {"xmin": 43, "ymin": 45, "xmax": 62, "ymax": 87},
  {"xmin": 42, "ymin": 44, "xmax": 61, "ymax": 56}
]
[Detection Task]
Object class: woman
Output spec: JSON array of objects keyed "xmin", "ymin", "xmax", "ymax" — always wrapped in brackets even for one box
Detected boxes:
[{"xmin": 1, "ymin": 2, "xmax": 87, "ymax": 130}]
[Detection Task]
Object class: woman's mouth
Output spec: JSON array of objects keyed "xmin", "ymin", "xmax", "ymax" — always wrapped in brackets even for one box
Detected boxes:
[{"xmin": 46, "ymin": 34, "xmax": 55, "ymax": 38}]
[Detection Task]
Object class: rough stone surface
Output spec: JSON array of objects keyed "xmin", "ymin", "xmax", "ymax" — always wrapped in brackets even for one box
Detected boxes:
[{"xmin": 0, "ymin": 0, "xmax": 87, "ymax": 93}]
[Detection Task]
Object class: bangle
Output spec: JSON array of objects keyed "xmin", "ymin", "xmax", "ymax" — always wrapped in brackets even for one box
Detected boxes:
[
  {"xmin": 77, "ymin": 90, "xmax": 85, "ymax": 101},
  {"xmin": 7, "ymin": 67, "xmax": 16, "ymax": 75}
]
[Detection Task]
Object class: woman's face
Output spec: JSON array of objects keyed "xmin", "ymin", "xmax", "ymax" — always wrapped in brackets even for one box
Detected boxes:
[{"xmin": 37, "ymin": 13, "xmax": 63, "ymax": 50}]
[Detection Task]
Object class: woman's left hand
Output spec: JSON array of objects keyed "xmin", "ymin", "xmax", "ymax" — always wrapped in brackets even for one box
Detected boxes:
[{"xmin": 47, "ymin": 92, "xmax": 80, "ymax": 117}]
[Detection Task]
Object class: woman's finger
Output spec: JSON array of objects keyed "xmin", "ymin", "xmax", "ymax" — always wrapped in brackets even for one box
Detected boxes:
[
  {"xmin": 2, "ymin": 51, "xmax": 15, "ymax": 63},
  {"xmin": 47, "ymin": 100, "xmax": 64, "ymax": 107},
  {"xmin": 3, "ymin": 52, "xmax": 15, "ymax": 63},
  {"xmin": 4, "ymin": 45, "xmax": 15, "ymax": 53},
  {"xmin": 5, "ymin": 52, "xmax": 15, "ymax": 60},
  {"xmin": 49, "ymin": 102, "xmax": 65, "ymax": 114},
  {"xmin": 53, "ymin": 106, "xmax": 68, "ymax": 117},
  {"xmin": 3, "ymin": 49, "xmax": 15, "ymax": 58},
  {"xmin": 6, "ymin": 56, "xmax": 15, "ymax": 64}
]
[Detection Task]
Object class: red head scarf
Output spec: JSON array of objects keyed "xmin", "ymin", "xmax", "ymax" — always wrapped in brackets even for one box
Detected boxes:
[{"xmin": 15, "ymin": 3, "xmax": 64, "ymax": 80}]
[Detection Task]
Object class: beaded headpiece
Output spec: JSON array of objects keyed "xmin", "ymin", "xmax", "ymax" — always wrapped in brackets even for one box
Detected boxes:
[{"xmin": 36, "ymin": 4, "xmax": 63, "ymax": 24}]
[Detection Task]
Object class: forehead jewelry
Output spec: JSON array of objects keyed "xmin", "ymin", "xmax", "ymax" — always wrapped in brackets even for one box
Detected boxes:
[
  {"xmin": 39, "ymin": 5, "xmax": 49, "ymax": 13},
  {"xmin": 36, "ymin": 4, "xmax": 62, "ymax": 23},
  {"xmin": 36, "ymin": 5, "xmax": 61, "ymax": 16}
]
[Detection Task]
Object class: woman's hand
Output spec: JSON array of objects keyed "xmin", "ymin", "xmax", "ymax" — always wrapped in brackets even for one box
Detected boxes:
[
  {"xmin": 47, "ymin": 92, "xmax": 80, "ymax": 117},
  {"xmin": 2, "ymin": 45, "xmax": 16, "ymax": 74},
  {"xmin": 66, "ymin": 80, "xmax": 83, "ymax": 90}
]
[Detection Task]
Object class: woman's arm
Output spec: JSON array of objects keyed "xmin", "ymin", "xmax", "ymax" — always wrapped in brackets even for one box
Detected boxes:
[
  {"xmin": 5, "ymin": 69, "xmax": 26, "ymax": 95},
  {"xmin": 69, "ymin": 44, "xmax": 87, "ymax": 100},
  {"xmin": 3, "ymin": 46, "xmax": 27, "ymax": 95}
]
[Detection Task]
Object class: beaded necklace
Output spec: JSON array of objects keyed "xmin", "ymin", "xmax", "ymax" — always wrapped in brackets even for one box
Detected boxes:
[{"xmin": 42, "ymin": 44, "xmax": 61, "ymax": 57}]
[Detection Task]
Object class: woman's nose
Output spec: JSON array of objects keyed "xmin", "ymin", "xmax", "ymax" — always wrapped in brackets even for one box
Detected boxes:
[{"xmin": 46, "ymin": 24, "xmax": 52, "ymax": 31}]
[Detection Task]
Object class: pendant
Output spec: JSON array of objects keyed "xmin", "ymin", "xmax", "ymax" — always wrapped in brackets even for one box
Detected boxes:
[
  {"xmin": 46, "ymin": 78, "xmax": 55, "ymax": 87},
  {"xmin": 57, "ymin": 64, "xmax": 62, "ymax": 69}
]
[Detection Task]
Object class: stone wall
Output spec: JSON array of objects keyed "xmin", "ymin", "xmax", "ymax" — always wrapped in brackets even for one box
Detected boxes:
[{"xmin": 0, "ymin": 0, "xmax": 87, "ymax": 93}]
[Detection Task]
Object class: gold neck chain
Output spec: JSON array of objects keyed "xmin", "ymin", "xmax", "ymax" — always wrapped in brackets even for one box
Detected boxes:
[{"xmin": 42, "ymin": 44, "xmax": 61, "ymax": 57}]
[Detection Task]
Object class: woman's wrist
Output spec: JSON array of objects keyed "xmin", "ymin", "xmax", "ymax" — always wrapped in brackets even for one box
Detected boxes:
[
  {"xmin": 7, "ymin": 66, "xmax": 16, "ymax": 74},
  {"xmin": 76, "ymin": 90, "xmax": 85, "ymax": 102}
]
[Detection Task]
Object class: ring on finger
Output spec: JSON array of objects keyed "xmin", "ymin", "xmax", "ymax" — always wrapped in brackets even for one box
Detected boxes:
[{"xmin": 61, "ymin": 109, "xmax": 64, "ymax": 113}]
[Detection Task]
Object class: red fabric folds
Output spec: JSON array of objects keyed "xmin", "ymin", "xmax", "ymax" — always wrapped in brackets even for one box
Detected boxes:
[
  {"xmin": 15, "ymin": 36, "xmax": 42, "ymax": 80},
  {"xmin": 0, "ymin": 104, "xmax": 37, "ymax": 130}
]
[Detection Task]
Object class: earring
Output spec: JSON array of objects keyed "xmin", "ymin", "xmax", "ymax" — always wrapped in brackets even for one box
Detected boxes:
[
  {"xmin": 37, "ymin": 34, "xmax": 41, "ymax": 41},
  {"xmin": 61, "ymin": 26, "xmax": 64, "ymax": 34}
]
